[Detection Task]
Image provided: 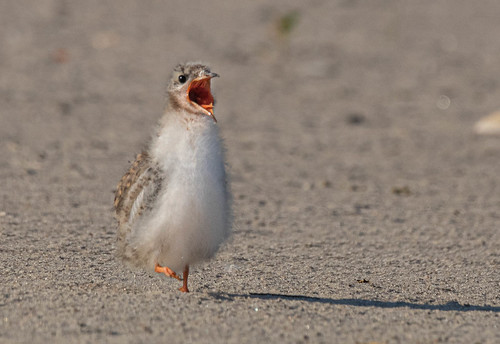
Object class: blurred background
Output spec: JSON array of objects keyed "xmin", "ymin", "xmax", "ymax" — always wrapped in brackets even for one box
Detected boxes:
[
  {"xmin": 2, "ymin": 0, "xmax": 499, "ymax": 221},
  {"xmin": 1, "ymin": 1, "xmax": 499, "ymax": 343}
]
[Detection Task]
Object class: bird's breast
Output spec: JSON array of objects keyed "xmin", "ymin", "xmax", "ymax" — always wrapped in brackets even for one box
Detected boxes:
[{"xmin": 153, "ymin": 120, "xmax": 227, "ymax": 207}]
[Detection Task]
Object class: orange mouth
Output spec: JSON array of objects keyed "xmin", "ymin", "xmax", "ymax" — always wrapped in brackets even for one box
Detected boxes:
[{"xmin": 187, "ymin": 76, "xmax": 216, "ymax": 122}]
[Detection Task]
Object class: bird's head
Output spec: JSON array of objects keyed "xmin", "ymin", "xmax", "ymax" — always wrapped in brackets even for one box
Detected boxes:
[{"xmin": 167, "ymin": 62, "xmax": 219, "ymax": 123}]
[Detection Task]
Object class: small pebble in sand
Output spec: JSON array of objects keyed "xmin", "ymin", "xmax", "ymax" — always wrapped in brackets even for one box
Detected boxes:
[
  {"xmin": 392, "ymin": 186, "xmax": 411, "ymax": 196},
  {"xmin": 474, "ymin": 111, "xmax": 500, "ymax": 135}
]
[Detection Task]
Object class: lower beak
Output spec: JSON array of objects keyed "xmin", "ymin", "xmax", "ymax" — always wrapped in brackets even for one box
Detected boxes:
[{"xmin": 203, "ymin": 104, "xmax": 217, "ymax": 123}]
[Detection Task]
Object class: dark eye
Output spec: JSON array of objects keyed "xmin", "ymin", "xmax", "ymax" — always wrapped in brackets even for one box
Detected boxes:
[{"xmin": 178, "ymin": 75, "xmax": 187, "ymax": 83}]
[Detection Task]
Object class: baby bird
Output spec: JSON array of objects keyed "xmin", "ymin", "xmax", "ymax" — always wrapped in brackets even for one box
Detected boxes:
[{"xmin": 114, "ymin": 62, "xmax": 232, "ymax": 292}]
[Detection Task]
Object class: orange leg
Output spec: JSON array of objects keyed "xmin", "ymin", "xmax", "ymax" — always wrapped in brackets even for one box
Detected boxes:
[
  {"xmin": 178, "ymin": 265, "xmax": 189, "ymax": 293},
  {"xmin": 155, "ymin": 263, "xmax": 182, "ymax": 281}
]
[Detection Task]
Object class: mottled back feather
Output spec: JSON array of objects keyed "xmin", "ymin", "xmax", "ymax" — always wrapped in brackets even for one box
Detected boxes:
[{"xmin": 114, "ymin": 152, "xmax": 163, "ymax": 228}]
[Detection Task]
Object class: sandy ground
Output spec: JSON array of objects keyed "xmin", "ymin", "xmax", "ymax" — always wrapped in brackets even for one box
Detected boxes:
[{"xmin": 1, "ymin": 1, "xmax": 499, "ymax": 343}]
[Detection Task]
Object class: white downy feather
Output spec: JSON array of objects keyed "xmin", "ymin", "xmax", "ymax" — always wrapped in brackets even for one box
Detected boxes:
[{"xmin": 128, "ymin": 112, "xmax": 231, "ymax": 272}]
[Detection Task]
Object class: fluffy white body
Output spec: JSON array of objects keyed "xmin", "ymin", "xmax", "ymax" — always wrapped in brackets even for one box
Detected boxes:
[{"xmin": 126, "ymin": 114, "xmax": 231, "ymax": 272}]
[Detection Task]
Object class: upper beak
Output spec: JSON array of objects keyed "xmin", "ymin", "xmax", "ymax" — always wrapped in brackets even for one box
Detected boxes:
[{"xmin": 192, "ymin": 72, "xmax": 218, "ymax": 82}]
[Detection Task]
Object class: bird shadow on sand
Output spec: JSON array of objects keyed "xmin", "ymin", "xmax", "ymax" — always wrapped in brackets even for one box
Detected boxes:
[{"xmin": 208, "ymin": 292, "xmax": 500, "ymax": 313}]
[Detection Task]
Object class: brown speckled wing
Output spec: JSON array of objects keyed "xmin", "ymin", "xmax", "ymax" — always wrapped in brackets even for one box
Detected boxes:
[{"xmin": 114, "ymin": 151, "xmax": 163, "ymax": 227}]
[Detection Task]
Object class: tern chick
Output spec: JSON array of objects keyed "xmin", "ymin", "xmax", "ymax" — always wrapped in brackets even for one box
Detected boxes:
[{"xmin": 114, "ymin": 62, "xmax": 232, "ymax": 292}]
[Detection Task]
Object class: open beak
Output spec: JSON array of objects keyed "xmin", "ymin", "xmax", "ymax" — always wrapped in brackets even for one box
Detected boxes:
[{"xmin": 187, "ymin": 72, "xmax": 219, "ymax": 123}]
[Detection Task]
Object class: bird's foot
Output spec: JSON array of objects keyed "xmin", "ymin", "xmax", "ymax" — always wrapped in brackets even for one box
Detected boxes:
[
  {"xmin": 155, "ymin": 263, "xmax": 182, "ymax": 281},
  {"xmin": 178, "ymin": 286, "xmax": 189, "ymax": 293},
  {"xmin": 178, "ymin": 265, "xmax": 190, "ymax": 293}
]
